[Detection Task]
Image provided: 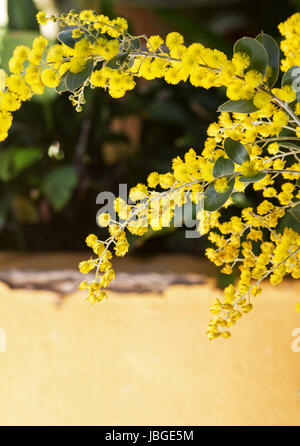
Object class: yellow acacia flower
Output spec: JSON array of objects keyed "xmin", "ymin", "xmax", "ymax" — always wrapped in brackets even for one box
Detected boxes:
[
  {"xmin": 272, "ymin": 85, "xmax": 296, "ymax": 103},
  {"xmin": 279, "ymin": 13, "xmax": 300, "ymax": 71},
  {"xmin": 40, "ymin": 68, "xmax": 61, "ymax": 88},
  {"xmin": 166, "ymin": 32, "xmax": 184, "ymax": 50},
  {"xmin": 36, "ymin": 11, "xmax": 48, "ymax": 25},
  {"xmin": 147, "ymin": 35, "xmax": 164, "ymax": 52},
  {"xmin": 214, "ymin": 177, "xmax": 228, "ymax": 193},
  {"xmin": 97, "ymin": 213, "xmax": 111, "ymax": 227}
]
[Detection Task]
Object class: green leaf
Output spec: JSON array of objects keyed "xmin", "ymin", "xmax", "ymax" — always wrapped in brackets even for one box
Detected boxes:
[
  {"xmin": 213, "ymin": 157, "xmax": 234, "ymax": 178},
  {"xmin": 204, "ymin": 178, "xmax": 235, "ymax": 211},
  {"xmin": 279, "ymin": 142, "xmax": 300, "ymax": 150},
  {"xmin": 106, "ymin": 52, "xmax": 129, "ymax": 70},
  {"xmin": 224, "ymin": 137, "xmax": 250, "ymax": 165},
  {"xmin": 278, "ymin": 212, "xmax": 300, "ymax": 234},
  {"xmin": 232, "ymin": 192, "xmax": 254, "ymax": 208},
  {"xmin": 127, "ymin": 38, "xmax": 141, "ymax": 51},
  {"xmin": 256, "ymin": 33, "xmax": 279, "ymax": 87},
  {"xmin": 0, "ymin": 146, "xmax": 42, "ymax": 181},
  {"xmin": 43, "ymin": 165, "xmax": 78, "ymax": 212},
  {"xmin": 234, "ymin": 37, "xmax": 268, "ymax": 76},
  {"xmin": 65, "ymin": 60, "xmax": 94, "ymax": 92},
  {"xmin": 282, "ymin": 65, "xmax": 300, "ymax": 87},
  {"xmin": 12, "ymin": 147, "xmax": 43, "ymax": 173},
  {"xmin": 289, "ymin": 203, "xmax": 300, "ymax": 223},
  {"xmin": 218, "ymin": 99, "xmax": 259, "ymax": 113},
  {"xmin": 239, "ymin": 172, "xmax": 266, "ymax": 183},
  {"xmin": 57, "ymin": 29, "xmax": 81, "ymax": 49},
  {"xmin": 55, "ymin": 72, "xmax": 69, "ymax": 94}
]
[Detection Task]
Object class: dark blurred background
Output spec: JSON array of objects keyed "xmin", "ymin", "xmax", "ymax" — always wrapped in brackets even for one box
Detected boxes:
[{"xmin": 0, "ymin": 0, "xmax": 298, "ymax": 255}]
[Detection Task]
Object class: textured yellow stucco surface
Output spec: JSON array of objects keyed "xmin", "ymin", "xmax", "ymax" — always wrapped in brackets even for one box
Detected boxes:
[{"xmin": 0, "ymin": 253, "xmax": 299, "ymax": 426}]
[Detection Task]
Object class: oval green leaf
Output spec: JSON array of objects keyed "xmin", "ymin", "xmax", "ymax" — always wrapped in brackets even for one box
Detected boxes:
[
  {"xmin": 106, "ymin": 52, "xmax": 129, "ymax": 70},
  {"xmin": 289, "ymin": 203, "xmax": 300, "ymax": 223},
  {"xmin": 218, "ymin": 99, "xmax": 259, "ymax": 113},
  {"xmin": 278, "ymin": 212, "xmax": 300, "ymax": 235},
  {"xmin": 224, "ymin": 137, "xmax": 250, "ymax": 165},
  {"xmin": 239, "ymin": 172, "xmax": 266, "ymax": 183},
  {"xmin": 55, "ymin": 72, "xmax": 69, "ymax": 94},
  {"xmin": 234, "ymin": 37, "xmax": 268, "ymax": 76},
  {"xmin": 57, "ymin": 28, "xmax": 81, "ymax": 49},
  {"xmin": 256, "ymin": 33, "xmax": 279, "ymax": 87},
  {"xmin": 128, "ymin": 38, "xmax": 141, "ymax": 51},
  {"xmin": 282, "ymin": 65, "xmax": 300, "ymax": 87},
  {"xmin": 213, "ymin": 157, "xmax": 234, "ymax": 178},
  {"xmin": 204, "ymin": 178, "xmax": 235, "ymax": 211}
]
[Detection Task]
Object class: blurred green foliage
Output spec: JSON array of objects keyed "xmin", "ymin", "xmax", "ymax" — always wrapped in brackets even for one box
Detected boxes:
[{"xmin": 0, "ymin": 0, "xmax": 298, "ymax": 254}]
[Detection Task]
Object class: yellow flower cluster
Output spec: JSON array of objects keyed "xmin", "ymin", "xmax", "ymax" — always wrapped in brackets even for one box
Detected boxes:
[
  {"xmin": 1, "ymin": 9, "xmax": 133, "ymax": 137},
  {"xmin": 77, "ymin": 12, "xmax": 300, "ymax": 336},
  {"xmin": 278, "ymin": 12, "xmax": 300, "ymax": 71},
  {"xmin": 0, "ymin": 8, "xmax": 299, "ymax": 337}
]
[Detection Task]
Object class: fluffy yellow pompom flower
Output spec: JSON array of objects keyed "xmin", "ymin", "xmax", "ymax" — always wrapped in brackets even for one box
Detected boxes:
[
  {"xmin": 40, "ymin": 68, "xmax": 61, "ymax": 88},
  {"xmin": 0, "ymin": 91, "xmax": 21, "ymax": 111},
  {"xmin": 69, "ymin": 57, "xmax": 87, "ymax": 74},
  {"xmin": 147, "ymin": 35, "xmax": 164, "ymax": 52},
  {"xmin": 46, "ymin": 44, "xmax": 64, "ymax": 63},
  {"xmin": 166, "ymin": 32, "xmax": 184, "ymax": 50},
  {"xmin": 253, "ymin": 91, "xmax": 272, "ymax": 109},
  {"xmin": 272, "ymin": 85, "xmax": 297, "ymax": 103},
  {"xmin": 239, "ymin": 161, "xmax": 259, "ymax": 178},
  {"xmin": 214, "ymin": 177, "xmax": 229, "ymax": 193},
  {"xmin": 97, "ymin": 213, "xmax": 111, "ymax": 227},
  {"xmin": 32, "ymin": 36, "xmax": 48, "ymax": 51},
  {"xmin": 13, "ymin": 45, "xmax": 30, "ymax": 62},
  {"xmin": 90, "ymin": 69, "xmax": 108, "ymax": 88},
  {"xmin": 79, "ymin": 10, "xmax": 95, "ymax": 22},
  {"xmin": 244, "ymin": 70, "xmax": 263, "ymax": 89},
  {"xmin": 85, "ymin": 234, "xmax": 98, "ymax": 248},
  {"xmin": 36, "ymin": 11, "xmax": 48, "ymax": 25},
  {"xmin": 279, "ymin": 13, "xmax": 300, "ymax": 71},
  {"xmin": 147, "ymin": 172, "xmax": 160, "ymax": 188},
  {"xmin": 72, "ymin": 29, "xmax": 83, "ymax": 39},
  {"xmin": 101, "ymin": 40, "xmax": 120, "ymax": 61},
  {"xmin": 108, "ymin": 17, "xmax": 128, "ymax": 37},
  {"xmin": 74, "ymin": 39, "xmax": 91, "ymax": 58},
  {"xmin": 78, "ymin": 259, "xmax": 96, "ymax": 274},
  {"xmin": 232, "ymin": 52, "xmax": 250, "ymax": 71},
  {"xmin": 267, "ymin": 142, "xmax": 280, "ymax": 154},
  {"xmin": 6, "ymin": 75, "xmax": 32, "ymax": 101}
]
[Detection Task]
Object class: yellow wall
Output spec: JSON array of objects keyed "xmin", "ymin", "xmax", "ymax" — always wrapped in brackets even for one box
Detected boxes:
[{"xmin": 0, "ymin": 253, "xmax": 300, "ymax": 425}]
